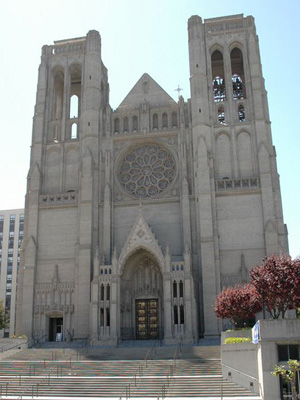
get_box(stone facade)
[16,14,288,344]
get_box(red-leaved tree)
[214,283,262,328]
[250,255,300,319]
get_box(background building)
[0,209,24,337]
[16,14,288,343]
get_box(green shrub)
[225,327,252,332]
[225,337,252,344]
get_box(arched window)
[71,123,78,139]
[132,116,138,131]
[106,308,110,327]
[173,281,177,298]
[123,117,129,132]
[100,284,104,301]
[238,105,245,122]
[100,308,104,326]
[114,118,120,133]
[179,281,184,298]
[69,64,82,118]
[213,76,226,102]
[162,113,168,128]
[230,48,245,99]
[211,50,226,101]
[180,305,184,324]
[153,113,158,129]
[70,95,79,118]
[53,69,64,121]
[218,107,225,124]
[232,74,244,100]
[172,111,178,127]
[106,285,110,301]
[174,305,178,325]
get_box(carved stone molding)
[118,212,165,274]
[40,192,78,207]
[51,42,85,55]
[215,177,260,192]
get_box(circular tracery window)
[118,143,176,198]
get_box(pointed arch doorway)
[120,250,163,341]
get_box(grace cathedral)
[16,14,288,344]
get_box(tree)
[273,360,300,400]
[0,301,9,330]
[250,255,300,319]
[214,283,262,328]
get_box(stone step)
[0,359,222,376]
[0,376,259,398]
[0,344,260,399]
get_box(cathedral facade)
[16,14,288,344]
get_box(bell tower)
[16,30,109,338]
[188,14,288,335]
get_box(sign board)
[252,321,260,344]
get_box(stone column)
[163,274,172,342]
[109,275,119,345]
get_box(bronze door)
[136,299,159,340]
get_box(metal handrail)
[16,337,86,399]
[160,342,181,399]
[221,362,263,397]
[119,341,158,399]
[221,362,259,382]
[0,339,28,353]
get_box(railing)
[13,337,89,399]
[6,338,183,399]
[15,359,65,399]
[119,341,158,399]
[221,362,262,396]
[0,339,28,353]
[28,334,48,349]
[159,339,182,399]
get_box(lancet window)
[218,107,225,124]
[52,69,64,121]
[162,113,168,128]
[153,113,158,129]
[123,117,129,132]
[99,283,111,332]
[238,105,245,122]
[171,278,185,333]
[114,118,120,133]
[211,50,226,102]
[230,48,245,99]
[132,116,138,131]
[68,64,82,140]
[172,111,178,127]
[71,123,78,139]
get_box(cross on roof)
[174,85,183,99]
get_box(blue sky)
[0,0,299,257]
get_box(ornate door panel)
[136,299,159,340]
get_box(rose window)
[118,144,176,198]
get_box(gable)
[118,73,176,109]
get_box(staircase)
[0,342,261,399]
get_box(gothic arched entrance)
[120,251,163,340]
